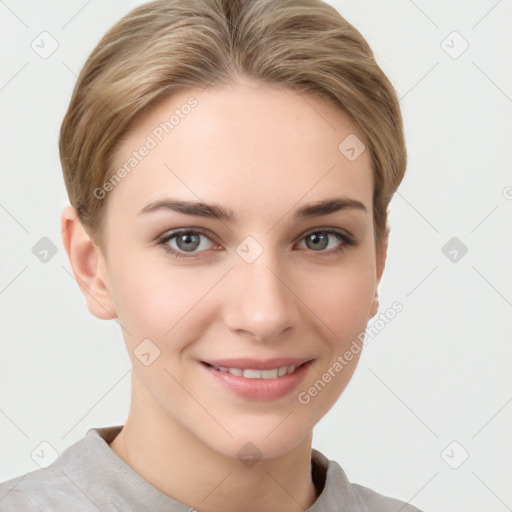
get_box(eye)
[157,229,215,258]
[156,227,357,260]
[297,228,356,254]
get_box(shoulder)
[0,478,38,511]
[311,448,426,512]
[350,482,424,512]
[0,461,88,511]
[0,426,123,511]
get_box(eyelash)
[156,227,357,260]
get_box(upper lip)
[202,357,313,370]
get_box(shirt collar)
[84,425,354,511]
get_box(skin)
[61,82,387,512]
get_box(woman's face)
[96,83,385,459]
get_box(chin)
[203,420,313,463]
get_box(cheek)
[296,260,375,410]
[108,255,216,349]
[301,258,376,340]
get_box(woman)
[0,0,422,510]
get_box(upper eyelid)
[300,226,351,238]
[158,227,216,241]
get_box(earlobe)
[370,295,379,319]
[376,229,389,285]
[60,205,117,320]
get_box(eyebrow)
[138,196,367,222]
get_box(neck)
[109,380,318,512]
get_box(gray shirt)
[0,425,423,511]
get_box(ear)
[370,228,389,318]
[60,205,117,320]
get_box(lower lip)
[200,360,313,401]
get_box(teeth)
[211,364,298,378]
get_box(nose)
[222,250,301,342]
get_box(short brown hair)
[59,0,406,248]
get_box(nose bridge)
[224,243,298,341]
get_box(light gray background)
[1,1,511,511]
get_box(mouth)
[199,358,315,401]
[201,360,312,379]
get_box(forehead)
[107,84,373,221]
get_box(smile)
[205,363,302,379]
[200,359,314,401]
